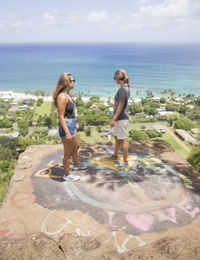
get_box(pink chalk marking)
[178,198,200,218]
[106,211,119,229]
[126,214,154,232]
[194,194,200,202]
[152,208,177,224]
[0,230,9,236]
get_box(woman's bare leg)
[72,132,79,165]
[62,138,73,174]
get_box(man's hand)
[110,118,116,127]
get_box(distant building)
[175,129,197,145]
[191,128,200,135]
[48,129,59,138]
[135,113,147,117]
[187,105,195,109]
[157,111,174,116]
[0,132,19,138]
[133,98,142,104]
[90,104,99,111]
[152,97,160,102]
[153,125,165,133]
[156,107,166,113]
[18,105,29,110]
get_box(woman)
[110,69,130,170]
[52,72,86,181]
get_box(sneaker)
[71,163,88,170]
[105,155,118,162]
[63,172,80,181]
[117,161,129,170]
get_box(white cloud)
[42,12,55,21]
[87,10,109,23]
[10,21,23,28]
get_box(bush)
[174,117,195,131]
[146,129,161,138]
[166,104,177,111]
[188,150,200,173]
[0,118,13,128]
[129,129,148,141]
[85,126,91,136]
[160,97,166,103]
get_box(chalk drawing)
[41,210,146,253]
[63,182,77,200]
[178,198,200,218]
[10,191,35,209]
[0,230,14,237]
[41,210,78,236]
[126,214,154,232]
[106,211,119,229]
[152,208,177,224]
[103,231,146,253]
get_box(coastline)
[0,91,114,103]
[0,91,52,102]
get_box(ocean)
[0,42,200,98]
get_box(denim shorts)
[59,118,76,138]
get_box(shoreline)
[0,90,191,103]
[0,91,114,102]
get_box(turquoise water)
[0,43,200,97]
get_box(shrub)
[129,129,148,141]
[146,129,160,138]
[174,117,195,131]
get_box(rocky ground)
[0,140,200,259]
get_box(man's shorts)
[113,120,129,140]
[59,118,76,138]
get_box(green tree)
[18,118,28,137]
[174,117,195,131]
[167,112,180,127]
[160,97,166,103]
[0,118,13,128]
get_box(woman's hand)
[76,123,79,129]
[110,118,116,127]
[66,132,72,141]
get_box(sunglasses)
[114,77,124,80]
[70,79,75,82]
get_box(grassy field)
[78,129,114,143]
[33,101,52,120]
[155,130,191,159]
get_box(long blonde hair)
[52,72,72,107]
[114,69,130,87]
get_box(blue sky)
[0,0,200,43]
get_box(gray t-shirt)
[114,86,130,121]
